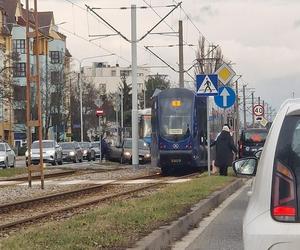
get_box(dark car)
[59,141,83,163]
[109,138,151,164]
[238,128,268,158]
[79,142,96,161]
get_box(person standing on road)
[214,125,238,176]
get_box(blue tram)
[151,88,210,174]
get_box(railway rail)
[0,172,199,232]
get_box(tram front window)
[159,98,192,141]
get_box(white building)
[82,62,150,95]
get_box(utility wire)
[92,5,176,10]
[59,26,130,63]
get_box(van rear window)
[244,130,267,143]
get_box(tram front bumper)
[160,150,193,166]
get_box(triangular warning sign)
[197,75,218,94]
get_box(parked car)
[91,139,109,160]
[233,99,300,250]
[109,138,151,164]
[238,128,268,158]
[26,140,63,166]
[59,141,83,163]
[0,143,16,168]
[79,142,96,161]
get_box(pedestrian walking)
[214,125,238,176]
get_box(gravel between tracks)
[0,165,160,205]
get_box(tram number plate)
[171,159,181,163]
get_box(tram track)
[0,172,199,232]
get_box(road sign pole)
[207,97,211,176]
[99,116,102,163]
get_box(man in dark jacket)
[214,125,238,176]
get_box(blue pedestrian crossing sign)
[196,74,218,96]
[214,86,236,108]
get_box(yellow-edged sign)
[215,63,236,85]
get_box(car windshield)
[0,144,5,151]
[123,139,149,150]
[244,130,268,143]
[60,143,74,149]
[79,142,90,149]
[159,96,193,141]
[32,141,54,149]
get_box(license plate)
[171,159,181,163]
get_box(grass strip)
[0,168,27,178]
[0,174,234,250]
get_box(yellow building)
[0,3,14,145]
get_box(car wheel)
[11,158,16,168]
[51,155,57,166]
[3,159,8,169]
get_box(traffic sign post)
[214,86,236,109]
[96,108,104,163]
[215,63,236,85]
[196,74,219,177]
[96,109,104,117]
[253,104,264,117]
[196,74,218,96]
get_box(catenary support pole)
[243,85,246,129]
[79,63,83,142]
[131,5,139,168]
[252,92,255,127]
[179,20,184,88]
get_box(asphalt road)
[173,184,250,250]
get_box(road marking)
[172,180,251,250]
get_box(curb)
[129,178,245,250]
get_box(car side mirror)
[233,157,258,176]
[7,148,11,152]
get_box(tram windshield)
[159,97,193,141]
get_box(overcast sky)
[37,0,300,110]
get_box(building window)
[120,70,130,77]
[111,70,116,77]
[51,71,61,83]
[14,109,26,124]
[13,86,26,101]
[138,73,144,77]
[13,63,26,77]
[50,51,62,64]
[13,39,25,54]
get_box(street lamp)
[72,54,114,142]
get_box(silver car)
[26,140,63,166]
[0,143,16,168]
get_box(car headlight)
[124,151,131,157]
[145,153,151,158]
[25,151,28,157]
[0,156,5,161]
[83,150,87,155]
[48,150,55,156]
[69,151,75,156]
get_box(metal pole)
[258,96,261,105]
[79,62,83,142]
[25,0,32,188]
[207,97,211,176]
[179,20,184,88]
[131,5,139,168]
[235,80,239,145]
[243,85,247,129]
[116,108,119,145]
[121,91,124,142]
[252,92,255,127]
[99,116,102,163]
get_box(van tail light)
[271,161,297,222]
